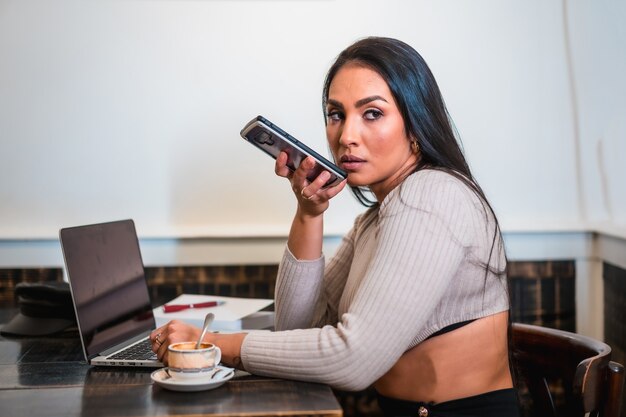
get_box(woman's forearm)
[287,208,324,260]
[212,332,247,370]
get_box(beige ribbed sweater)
[240,169,509,391]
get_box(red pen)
[162,300,225,313]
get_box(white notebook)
[153,294,274,331]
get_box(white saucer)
[151,365,234,392]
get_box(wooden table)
[0,309,343,417]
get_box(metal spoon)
[196,312,215,350]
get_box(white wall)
[566,0,626,235]
[0,0,588,240]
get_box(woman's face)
[326,64,417,202]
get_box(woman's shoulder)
[406,168,469,187]
[386,169,496,245]
[394,168,480,208]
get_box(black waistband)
[426,319,477,340]
[376,388,520,417]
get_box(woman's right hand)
[275,151,346,217]
[276,151,346,260]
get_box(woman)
[152,37,519,416]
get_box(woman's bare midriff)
[374,311,513,403]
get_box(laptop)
[60,219,163,367]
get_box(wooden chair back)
[511,323,624,417]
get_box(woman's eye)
[327,110,343,122]
[364,109,383,120]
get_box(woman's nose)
[338,119,359,147]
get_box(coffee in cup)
[167,342,222,381]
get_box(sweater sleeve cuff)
[284,245,324,264]
[240,331,269,375]
[278,246,325,285]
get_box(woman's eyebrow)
[355,95,388,108]
[326,99,344,109]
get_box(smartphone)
[240,115,347,188]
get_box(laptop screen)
[60,220,155,359]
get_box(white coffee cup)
[167,341,222,381]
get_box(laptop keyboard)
[108,338,157,361]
